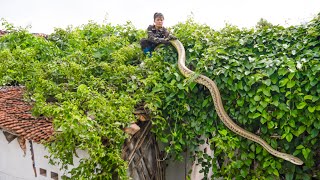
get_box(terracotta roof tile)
[0,86,54,143]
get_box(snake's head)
[284,154,304,165]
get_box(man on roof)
[140,12,177,56]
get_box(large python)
[170,40,303,165]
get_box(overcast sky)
[1,0,320,34]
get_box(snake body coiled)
[170,40,303,165]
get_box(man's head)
[154,12,164,29]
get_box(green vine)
[0,14,320,179]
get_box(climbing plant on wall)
[0,13,319,179]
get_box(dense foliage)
[0,13,319,179]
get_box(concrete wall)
[0,130,88,180]
[1,130,213,180]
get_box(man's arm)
[147,25,160,43]
[163,27,177,40]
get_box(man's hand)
[167,35,177,40]
[159,38,170,45]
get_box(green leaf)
[285,173,294,180]
[174,73,181,81]
[252,112,261,119]
[296,145,304,150]
[237,81,243,89]
[271,100,279,107]
[288,119,295,127]
[288,73,295,80]
[293,149,301,156]
[308,106,316,112]
[262,87,271,96]
[296,102,307,109]
[249,105,256,112]
[216,48,227,54]
[263,161,270,168]
[237,98,244,107]
[304,95,313,100]
[160,137,168,143]
[219,129,228,136]
[295,126,306,136]
[189,82,197,90]
[278,68,288,76]
[286,80,296,88]
[202,99,209,107]
[177,83,184,89]
[256,145,262,154]
[286,133,293,142]
[310,129,319,138]
[267,121,275,129]
[250,144,255,152]
[279,78,289,87]
[263,79,271,86]
[260,101,268,108]
[271,85,280,92]
[302,148,311,159]
[254,95,261,101]
[273,169,279,177]
[314,121,320,129]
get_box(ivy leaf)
[302,148,311,159]
[288,73,295,80]
[202,99,209,107]
[189,82,197,90]
[263,161,270,168]
[237,81,243,89]
[254,95,261,101]
[278,68,288,76]
[262,79,271,86]
[237,98,244,107]
[160,137,168,143]
[273,169,279,177]
[219,129,228,136]
[271,85,279,92]
[279,78,289,87]
[288,119,295,127]
[311,129,319,138]
[174,73,181,81]
[260,101,268,108]
[295,126,306,136]
[252,112,261,119]
[314,121,320,129]
[296,145,305,150]
[304,95,313,100]
[249,105,256,112]
[262,87,271,96]
[286,133,293,142]
[267,121,274,129]
[256,145,262,154]
[177,83,184,89]
[296,102,307,109]
[285,173,294,180]
[93,51,103,59]
[308,106,316,112]
[287,81,296,88]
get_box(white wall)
[0,130,88,180]
[0,131,35,180]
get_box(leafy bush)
[0,14,319,179]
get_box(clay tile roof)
[0,86,54,143]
